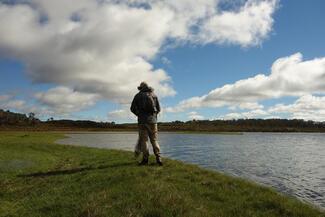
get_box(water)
[57,132,325,208]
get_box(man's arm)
[155,96,161,114]
[130,96,138,116]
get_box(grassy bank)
[0,132,323,217]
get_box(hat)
[137,81,149,90]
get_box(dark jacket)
[130,87,161,124]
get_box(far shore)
[3,128,325,134]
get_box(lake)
[57,132,325,209]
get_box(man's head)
[137,81,149,91]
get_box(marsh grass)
[0,132,324,217]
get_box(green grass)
[0,132,324,217]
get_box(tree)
[28,112,36,120]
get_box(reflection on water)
[57,132,325,208]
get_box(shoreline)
[1,132,324,216]
[2,129,325,134]
[57,132,325,210]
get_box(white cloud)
[242,109,269,118]
[108,107,136,123]
[218,94,325,121]
[229,102,264,110]
[218,109,269,120]
[269,95,325,121]
[0,1,176,104]
[187,111,204,120]
[0,0,278,110]
[0,89,100,119]
[1,90,101,119]
[0,95,46,116]
[218,112,244,120]
[168,53,325,112]
[198,0,278,46]
[35,86,100,114]
[0,97,26,111]
[161,56,171,65]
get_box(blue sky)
[1,0,325,122]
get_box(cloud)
[241,109,269,118]
[218,109,269,120]
[218,94,325,121]
[168,53,325,112]
[198,0,278,46]
[0,94,28,112]
[229,102,264,110]
[35,86,100,114]
[0,0,176,104]
[218,112,244,120]
[108,107,136,123]
[161,56,171,65]
[0,97,26,111]
[1,87,100,117]
[0,0,278,109]
[187,111,204,120]
[269,95,325,121]
[0,95,42,116]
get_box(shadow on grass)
[18,162,135,178]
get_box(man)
[130,82,162,166]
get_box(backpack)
[143,92,157,114]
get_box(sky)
[1,0,325,123]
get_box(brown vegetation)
[1,109,325,132]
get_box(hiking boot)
[156,159,163,166]
[138,159,148,166]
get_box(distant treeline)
[0,109,117,131]
[1,109,325,132]
[158,119,325,132]
[0,109,40,126]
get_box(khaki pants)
[138,123,161,161]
